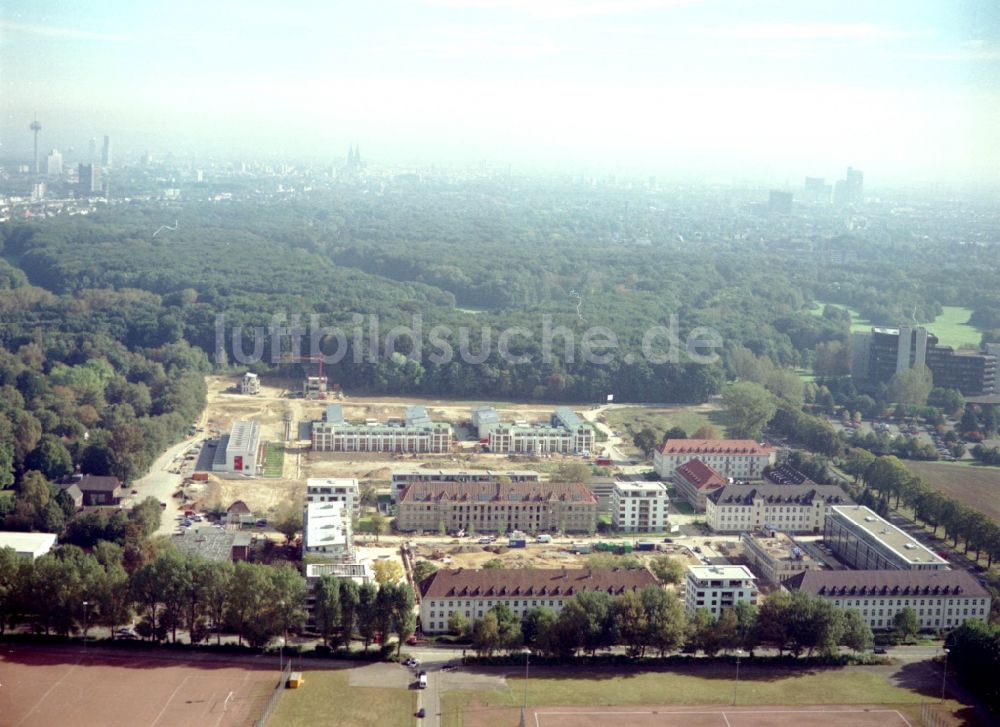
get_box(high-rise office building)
[803,176,832,204]
[78,163,102,195]
[101,135,112,167]
[88,137,97,162]
[834,166,863,206]
[45,149,63,177]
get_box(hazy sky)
[2,0,999,183]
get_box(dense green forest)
[1,181,998,499]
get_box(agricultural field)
[903,460,1000,523]
[441,665,964,727]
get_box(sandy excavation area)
[410,542,701,571]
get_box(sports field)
[497,706,916,727]
[0,646,277,727]
[262,442,285,478]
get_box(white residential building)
[0,531,57,560]
[785,570,990,632]
[824,505,950,571]
[654,439,775,479]
[311,404,452,453]
[418,567,659,634]
[239,372,261,394]
[485,407,594,455]
[684,565,758,618]
[471,406,501,438]
[611,481,669,533]
[212,420,260,475]
[303,501,352,560]
[306,478,360,515]
[705,483,851,534]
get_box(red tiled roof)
[674,459,727,490]
[419,567,659,599]
[657,439,774,456]
[400,481,596,505]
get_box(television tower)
[29,115,42,175]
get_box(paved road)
[133,434,203,537]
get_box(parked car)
[416,708,426,718]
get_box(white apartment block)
[684,565,758,618]
[418,567,659,633]
[239,372,261,394]
[611,481,669,533]
[486,407,593,455]
[303,501,352,561]
[311,404,453,453]
[306,478,360,515]
[706,484,851,534]
[785,570,991,631]
[654,439,775,479]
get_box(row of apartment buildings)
[311,405,453,453]
[393,471,671,534]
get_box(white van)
[418,674,428,689]
[536,534,552,543]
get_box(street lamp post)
[733,649,744,705]
[82,601,89,650]
[519,648,531,727]
[278,600,285,674]
[940,648,949,703]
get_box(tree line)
[463,586,873,660]
[842,452,1000,567]
[0,544,418,654]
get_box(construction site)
[186,374,617,518]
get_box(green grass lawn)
[441,666,947,727]
[605,406,726,442]
[927,306,981,349]
[813,302,982,349]
[262,442,285,478]
[270,670,416,727]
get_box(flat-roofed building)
[684,565,758,618]
[672,459,727,511]
[418,567,659,633]
[239,372,261,395]
[740,530,822,585]
[396,481,597,534]
[586,477,618,512]
[706,483,851,534]
[654,439,775,479]
[305,562,373,629]
[173,527,252,562]
[311,408,452,453]
[213,420,260,475]
[485,407,594,455]
[612,481,669,532]
[471,406,501,438]
[824,505,950,571]
[306,478,360,515]
[390,469,540,502]
[304,501,352,561]
[784,569,990,631]
[0,531,57,560]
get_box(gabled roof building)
[418,567,659,633]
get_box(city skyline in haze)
[2,0,999,185]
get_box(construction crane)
[279,354,329,400]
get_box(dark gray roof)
[783,569,989,598]
[708,483,851,506]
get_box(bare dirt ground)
[410,542,699,571]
